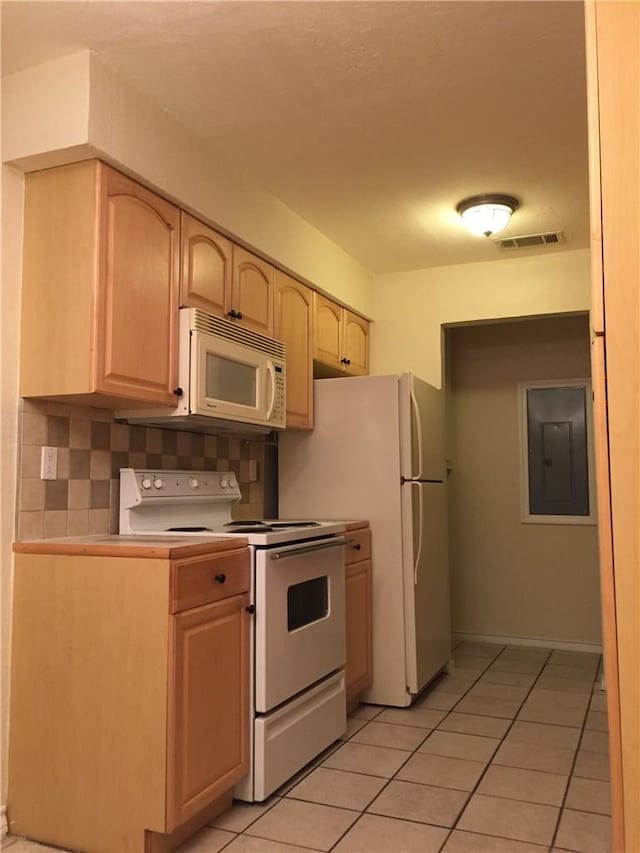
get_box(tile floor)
[3,642,611,853]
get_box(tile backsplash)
[17,400,267,540]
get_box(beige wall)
[3,52,374,317]
[447,316,601,646]
[2,52,90,164]
[370,249,591,386]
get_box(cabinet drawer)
[345,529,371,565]
[170,549,250,613]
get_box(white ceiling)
[1,1,590,274]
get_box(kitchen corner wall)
[17,399,267,540]
[370,248,591,386]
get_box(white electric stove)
[119,468,348,801]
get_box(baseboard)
[1,804,8,840]
[453,631,603,655]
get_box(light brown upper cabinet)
[20,160,180,408]
[180,215,274,337]
[180,212,232,318]
[343,310,369,376]
[314,293,343,371]
[231,246,275,337]
[313,293,369,376]
[274,271,314,430]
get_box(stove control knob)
[220,478,229,489]
[141,478,152,490]
[188,478,200,490]
[153,478,164,490]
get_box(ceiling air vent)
[496,231,564,250]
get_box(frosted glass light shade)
[456,194,519,238]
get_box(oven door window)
[287,576,328,631]
[205,353,256,407]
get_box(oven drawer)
[345,528,371,565]
[170,548,250,613]
[253,670,346,801]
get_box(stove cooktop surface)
[158,519,344,544]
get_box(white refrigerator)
[278,372,451,707]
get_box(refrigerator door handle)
[410,481,424,584]
[410,385,424,480]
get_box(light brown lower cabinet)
[344,527,373,708]
[8,542,250,853]
[169,593,249,828]
[275,271,314,429]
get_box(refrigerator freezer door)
[399,373,446,482]
[401,480,451,694]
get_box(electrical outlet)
[40,446,58,480]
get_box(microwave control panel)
[272,364,286,426]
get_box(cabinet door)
[168,593,250,829]
[314,293,343,371]
[591,3,639,848]
[96,165,180,405]
[342,311,369,376]
[231,246,274,336]
[275,271,313,430]
[180,212,232,317]
[345,560,372,704]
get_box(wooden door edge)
[591,335,625,852]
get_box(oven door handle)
[269,536,350,560]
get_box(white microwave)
[117,309,286,433]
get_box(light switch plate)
[40,446,57,480]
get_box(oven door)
[254,536,347,713]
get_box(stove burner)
[166,526,213,532]
[225,524,274,533]
[224,520,321,529]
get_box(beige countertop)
[13,534,248,560]
[341,520,369,531]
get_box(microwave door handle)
[266,361,276,421]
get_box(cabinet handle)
[173,387,184,397]
[340,357,348,365]
[245,604,256,614]
[346,359,351,365]
[227,309,239,319]
[237,311,243,320]
[353,543,361,551]
[214,573,226,584]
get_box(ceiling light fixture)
[456,194,520,238]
